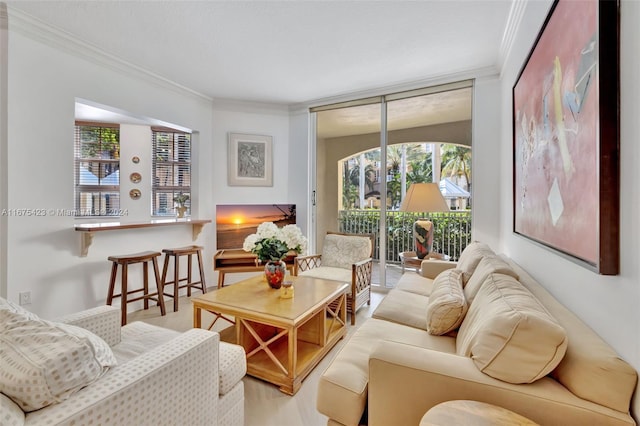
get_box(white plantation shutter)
[152,128,191,216]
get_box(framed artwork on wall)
[215,204,296,249]
[227,132,273,186]
[512,0,619,275]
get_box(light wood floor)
[128,266,402,426]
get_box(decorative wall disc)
[130,172,142,183]
[129,189,141,200]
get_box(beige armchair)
[0,299,246,426]
[294,232,374,325]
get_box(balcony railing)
[338,210,472,263]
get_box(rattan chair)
[294,232,374,325]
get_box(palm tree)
[441,145,471,189]
[406,152,433,185]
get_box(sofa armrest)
[294,254,322,275]
[419,259,456,279]
[55,305,121,346]
[25,329,220,426]
[368,340,633,426]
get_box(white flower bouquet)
[243,222,307,262]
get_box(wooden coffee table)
[192,274,348,395]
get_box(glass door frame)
[309,79,473,289]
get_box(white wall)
[4,14,307,317]
[5,23,215,318]
[499,0,640,414]
[471,76,501,248]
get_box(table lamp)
[399,183,449,259]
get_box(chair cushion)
[426,269,467,335]
[463,255,519,303]
[321,234,371,270]
[455,241,495,284]
[298,267,353,294]
[456,273,567,384]
[0,298,117,412]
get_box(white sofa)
[0,302,246,426]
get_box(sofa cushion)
[456,273,567,384]
[395,270,436,296]
[0,393,24,425]
[372,289,430,330]
[317,318,456,426]
[114,321,245,397]
[426,269,468,335]
[321,233,371,270]
[455,241,495,283]
[463,255,519,303]
[0,301,117,412]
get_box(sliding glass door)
[311,81,473,289]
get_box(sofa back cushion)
[321,233,372,270]
[463,255,519,303]
[456,241,495,284]
[456,273,567,384]
[501,256,638,413]
[0,298,117,412]
[426,269,467,335]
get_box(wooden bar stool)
[106,251,166,326]
[161,245,207,312]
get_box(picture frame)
[227,133,273,187]
[512,0,619,275]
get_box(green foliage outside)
[339,210,471,262]
[79,127,120,159]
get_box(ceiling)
[7,0,515,106]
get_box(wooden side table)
[420,400,539,426]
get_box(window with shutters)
[74,123,121,216]
[152,129,191,216]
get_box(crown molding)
[6,5,212,104]
[498,0,527,77]
[212,97,290,115]
[291,64,500,112]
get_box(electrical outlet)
[19,291,31,306]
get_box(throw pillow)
[425,269,467,335]
[0,300,117,412]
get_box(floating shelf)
[74,218,211,257]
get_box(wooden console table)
[75,218,211,257]
[213,249,296,288]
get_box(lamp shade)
[399,183,449,213]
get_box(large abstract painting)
[216,204,296,249]
[513,0,619,274]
